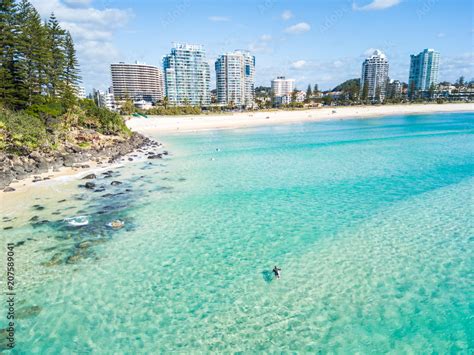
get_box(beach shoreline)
[0,136,164,199]
[1,103,471,198]
[126,103,474,134]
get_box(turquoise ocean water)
[1,112,473,352]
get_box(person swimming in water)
[272,266,281,279]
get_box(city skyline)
[29,0,473,92]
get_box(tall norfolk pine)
[0,0,81,109]
[0,0,19,106]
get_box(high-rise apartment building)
[110,62,164,103]
[163,43,211,106]
[215,50,255,108]
[360,50,389,102]
[408,48,440,98]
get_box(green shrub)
[0,109,48,153]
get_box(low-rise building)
[387,80,403,99]
[294,90,306,103]
[271,76,295,106]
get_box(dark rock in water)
[101,193,114,198]
[147,154,162,159]
[78,240,93,249]
[0,328,11,351]
[82,173,96,180]
[128,158,133,161]
[94,187,106,192]
[77,239,106,249]
[58,199,66,203]
[14,240,25,247]
[178,178,186,182]
[65,247,92,264]
[3,226,13,230]
[32,204,45,211]
[31,220,49,227]
[110,181,122,186]
[43,253,64,267]
[125,188,132,192]
[81,164,90,168]
[163,151,169,155]
[84,182,96,189]
[66,253,82,264]
[3,187,15,192]
[16,305,42,319]
[29,215,39,222]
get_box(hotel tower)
[408,48,440,98]
[163,43,211,106]
[110,62,164,103]
[215,50,255,108]
[360,50,389,102]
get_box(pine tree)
[63,31,80,89]
[306,84,312,99]
[361,81,369,102]
[313,83,318,93]
[15,0,50,105]
[46,13,66,97]
[428,82,436,99]
[0,0,19,107]
[62,30,81,108]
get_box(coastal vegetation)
[0,0,131,156]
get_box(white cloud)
[291,60,307,69]
[29,0,133,90]
[208,16,230,22]
[281,10,293,21]
[352,0,401,11]
[362,48,379,57]
[249,41,272,54]
[333,60,344,68]
[62,0,92,7]
[437,32,445,38]
[284,22,311,34]
[260,34,272,41]
[439,53,474,82]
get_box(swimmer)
[272,266,281,279]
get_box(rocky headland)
[0,130,158,191]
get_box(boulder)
[84,182,96,189]
[82,173,96,180]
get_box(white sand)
[1,103,472,199]
[126,103,474,134]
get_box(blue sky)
[30,0,473,93]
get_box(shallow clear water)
[1,113,473,352]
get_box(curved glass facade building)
[163,43,211,106]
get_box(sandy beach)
[126,103,474,134]
[1,103,471,198]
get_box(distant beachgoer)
[272,266,281,279]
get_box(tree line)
[0,0,80,109]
